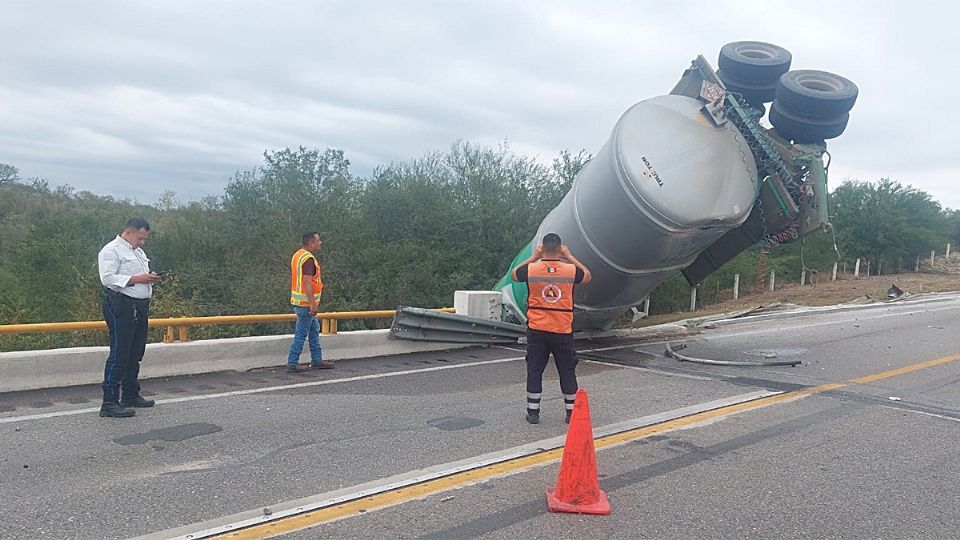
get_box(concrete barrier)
[0,330,470,393]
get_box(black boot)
[526,409,540,424]
[564,410,572,424]
[120,396,155,408]
[100,402,135,418]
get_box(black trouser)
[101,290,150,404]
[525,329,578,412]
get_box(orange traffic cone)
[546,388,610,515]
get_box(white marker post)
[915,255,920,272]
[689,286,697,312]
[832,262,838,281]
[800,268,806,286]
[769,270,776,292]
[733,274,740,300]
[854,258,861,278]
[947,243,952,259]
[931,250,936,267]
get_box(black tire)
[769,100,849,142]
[776,70,858,118]
[718,41,792,84]
[717,69,776,106]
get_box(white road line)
[584,359,716,381]
[880,405,960,423]
[0,342,688,425]
[703,304,960,341]
[0,356,524,425]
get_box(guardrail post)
[178,326,189,342]
[321,319,330,335]
[164,326,175,344]
[330,319,338,334]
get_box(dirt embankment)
[630,271,960,329]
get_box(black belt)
[104,288,150,305]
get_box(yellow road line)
[212,351,960,539]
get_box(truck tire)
[718,41,792,83]
[776,70,858,118]
[769,100,848,143]
[717,69,776,106]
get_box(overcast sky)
[1,1,958,209]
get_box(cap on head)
[542,232,561,249]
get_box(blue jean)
[287,306,323,365]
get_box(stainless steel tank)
[497,94,759,330]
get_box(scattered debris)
[263,508,272,516]
[665,343,801,367]
[440,495,456,502]
[887,284,904,299]
[888,397,902,401]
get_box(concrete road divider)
[0,330,470,393]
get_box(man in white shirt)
[97,218,162,418]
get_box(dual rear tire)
[717,41,791,108]
[717,42,858,142]
[770,70,858,143]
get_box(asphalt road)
[2,295,960,539]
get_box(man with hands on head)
[511,233,592,425]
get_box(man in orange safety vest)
[510,232,592,424]
[287,232,335,372]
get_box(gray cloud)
[1,0,958,208]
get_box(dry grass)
[628,272,960,329]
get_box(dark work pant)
[525,328,579,396]
[101,291,150,404]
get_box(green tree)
[0,163,19,184]
[829,178,946,270]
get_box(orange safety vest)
[526,259,577,334]
[290,248,323,306]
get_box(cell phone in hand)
[155,271,170,279]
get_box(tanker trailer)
[495,41,858,331]
[392,41,857,340]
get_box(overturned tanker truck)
[392,40,858,341]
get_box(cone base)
[546,488,611,515]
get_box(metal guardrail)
[0,308,456,343]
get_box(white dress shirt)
[98,236,153,299]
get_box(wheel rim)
[734,43,780,60]
[794,73,845,94]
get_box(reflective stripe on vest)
[290,248,323,306]
[526,260,576,333]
